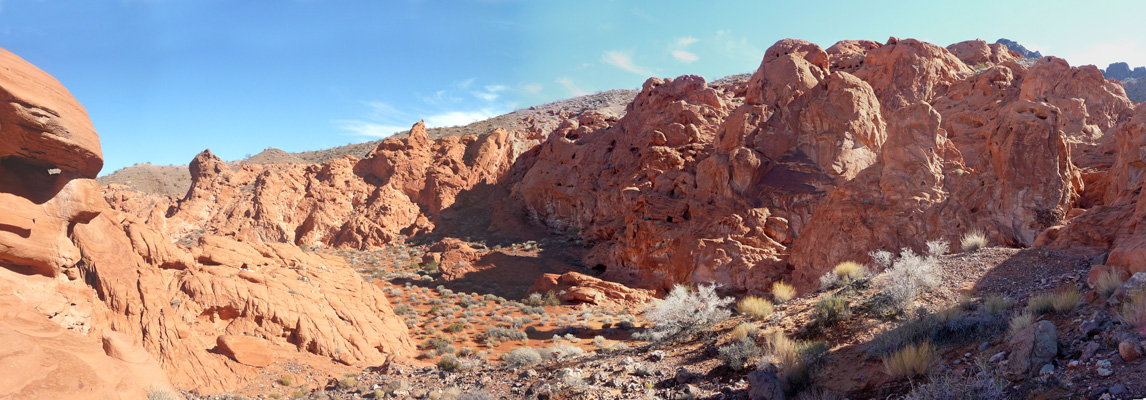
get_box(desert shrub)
[867,309,1003,358]
[731,322,760,340]
[737,296,775,319]
[900,372,1006,400]
[928,313,1005,347]
[883,341,936,378]
[637,283,732,342]
[502,347,542,368]
[592,335,608,348]
[423,262,440,273]
[815,294,851,325]
[759,331,829,395]
[457,346,475,357]
[445,322,464,333]
[146,387,177,400]
[523,292,544,306]
[438,354,461,371]
[543,290,561,306]
[278,375,294,386]
[1097,269,1126,300]
[718,336,762,371]
[867,247,941,316]
[392,304,413,315]
[1024,293,1057,315]
[981,295,1013,315]
[538,344,584,361]
[1120,292,1146,330]
[337,377,357,390]
[869,250,894,269]
[960,231,988,253]
[772,281,797,303]
[925,240,949,258]
[1008,312,1034,338]
[867,315,938,358]
[485,326,527,342]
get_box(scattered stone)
[525,381,553,400]
[747,371,784,400]
[215,335,274,367]
[1005,320,1058,381]
[675,368,699,385]
[650,350,666,361]
[990,351,1007,363]
[1082,342,1101,361]
[1119,340,1141,362]
[1039,364,1054,375]
[1109,383,1128,397]
[1097,360,1114,377]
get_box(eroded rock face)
[72,213,414,391]
[99,37,1142,300]
[0,295,176,400]
[0,47,415,396]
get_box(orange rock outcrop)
[0,47,414,397]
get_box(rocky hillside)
[97,89,639,197]
[8,35,1146,400]
[996,38,1043,58]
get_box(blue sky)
[1,0,1143,175]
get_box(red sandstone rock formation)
[0,47,415,396]
[97,37,1141,300]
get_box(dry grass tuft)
[1052,287,1080,313]
[834,261,867,282]
[737,296,775,320]
[772,281,797,303]
[960,231,988,253]
[981,294,1014,315]
[1097,269,1126,300]
[731,322,760,341]
[1024,293,1057,315]
[1008,312,1034,338]
[883,341,936,378]
[1120,293,1146,330]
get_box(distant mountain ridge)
[996,38,1042,58]
[997,38,1144,103]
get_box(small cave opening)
[591,264,607,276]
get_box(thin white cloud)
[471,84,507,101]
[339,79,515,137]
[673,50,699,63]
[601,50,653,76]
[523,84,543,94]
[714,29,764,61]
[671,36,700,63]
[425,110,504,128]
[675,37,699,47]
[336,121,410,138]
[556,77,587,96]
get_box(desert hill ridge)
[97,88,643,196]
[7,35,1146,400]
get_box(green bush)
[815,294,851,324]
[718,336,761,371]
